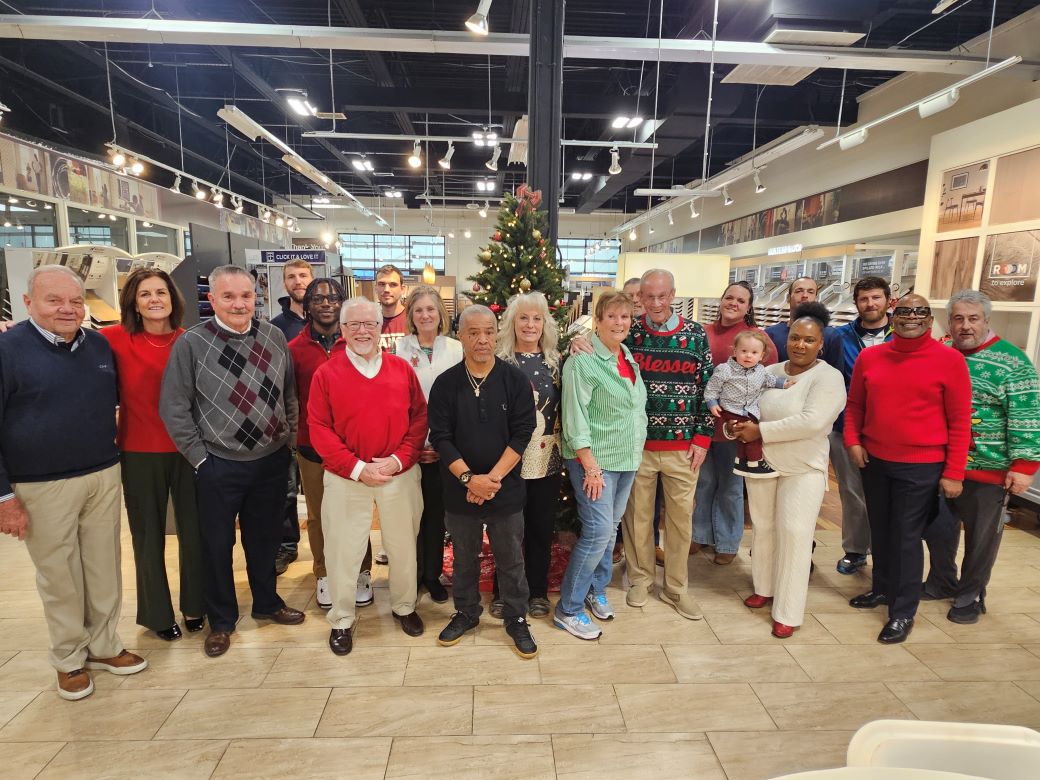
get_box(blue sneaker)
[836,553,867,575]
[584,593,615,621]
[553,610,602,640]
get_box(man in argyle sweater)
[924,290,1040,624]
[161,265,304,658]
[621,269,714,619]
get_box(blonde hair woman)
[487,291,562,618]
[395,285,463,603]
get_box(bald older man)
[0,265,147,700]
[844,292,972,644]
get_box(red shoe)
[744,594,773,609]
[771,621,795,639]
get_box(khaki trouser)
[322,465,422,629]
[296,454,329,578]
[16,464,124,672]
[622,450,698,597]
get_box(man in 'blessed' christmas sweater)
[924,291,1040,622]
[620,270,714,619]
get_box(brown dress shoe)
[204,630,232,657]
[329,628,353,656]
[57,669,94,701]
[393,610,425,637]
[86,650,148,675]
[251,606,305,625]
[714,552,736,565]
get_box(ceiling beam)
[0,16,1034,77]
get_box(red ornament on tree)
[493,230,502,241]
[472,282,481,293]
[490,303,502,313]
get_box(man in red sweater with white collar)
[308,297,428,656]
[844,292,972,644]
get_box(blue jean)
[558,460,636,616]
[692,440,745,555]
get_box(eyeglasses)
[893,306,931,318]
[311,294,342,305]
[343,321,379,331]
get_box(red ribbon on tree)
[515,184,543,216]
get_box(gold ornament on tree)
[479,248,492,261]
[519,278,532,292]
[532,228,542,240]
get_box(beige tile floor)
[3,499,1040,780]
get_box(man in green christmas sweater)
[924,290,1040,624]
[574,268,714,619]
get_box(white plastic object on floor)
[845,719,1040,780]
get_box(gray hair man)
[427,305,539,658]
[923,289,1040,623]
[0,265,147,700]
[160,264,303,659]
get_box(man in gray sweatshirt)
[160,265,303,658]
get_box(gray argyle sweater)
[160,318,298,467]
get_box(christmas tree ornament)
[490,303,502,313]
[519,278,532,292]
[493,230,502,241]
[472,282,481,293]
[479,249,492,261]
[532,229,542,240]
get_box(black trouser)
[445,509,529,621]
[279,459,300,552]
[492,472,562,600]
[121,451,205,632]
[195,447,290,632]
[860,457,944,620]
[924,481,1007,608]
[416,462,446,587]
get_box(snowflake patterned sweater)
[626,314,714,450]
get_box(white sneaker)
[316,576,331,610]
[584,593,615,621]
[553,610,603,641]
[355,570,374,607]
[374,548,389,565]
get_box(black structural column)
[527,0,565,241]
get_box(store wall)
[298,206,622,282]
[624,6,1040,258]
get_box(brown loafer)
[86,650,148,675]
[329,627,353,656]
[393,610,425,637]
[57,669,94,701]
[690,542,707,556]
[204,630,231,658]
[714,553,736,565]
[251,606,305,625]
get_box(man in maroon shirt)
[844,292,972,644]
[376,263,408,354]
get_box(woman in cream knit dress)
[731,302,846,638]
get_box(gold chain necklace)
[466,364,492,397]
[139,331,174,349]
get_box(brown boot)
[57,669,94,701]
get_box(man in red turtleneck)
[843,292,972,645]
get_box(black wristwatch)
[458,470,473,486]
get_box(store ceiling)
[0,0,1032,220]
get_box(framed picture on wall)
[950,173,969,189]
[978,230,1040,303]
[938,161,989,233]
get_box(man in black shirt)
[427,305,538,658]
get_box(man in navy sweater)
[0,265,147,701]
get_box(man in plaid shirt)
[160,265,305,658]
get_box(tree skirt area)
[441,533,575,592]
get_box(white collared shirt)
[212,314,252,335]
[29,318,85,352]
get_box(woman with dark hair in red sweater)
[102,268,204,642]
[844,292,972,644]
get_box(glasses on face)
[343,321,380,332]
[893,306,931,318]
[311,294,342,305]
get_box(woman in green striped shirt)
[554,290,648,640]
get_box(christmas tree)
[466,185,569,336]
[466,185,579,535]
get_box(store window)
[338,233,445,279]
[558,238,619,278]
[136,221,179,255]
[68,208,129,251]
[1,194,59,319]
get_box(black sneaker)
[836,553,867,575]
[733,457,776,479]
[505,616,538,659]
[437,612,480,646]
[274,547,298,576]
[947,601,984,624]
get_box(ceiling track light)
[130,159,144,175]
[110,150,126,167]
[407,139,423,168]
[689,199,699,218]
[212,189,224,204]
[608,146,622,176]
[463,228,472,238]
[465,0,492,35]
[479,201,489,218]
[838,128,868,151]
[192,180,206,200]
[753,170,766,194]
[439,141,455,170]
[667,210,674,226]
[722,186,733,206]
[918,88,959,118]
[169,174,182,193]
[628,229,638,241]
[485,144,501,171]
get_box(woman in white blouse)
[731,302,846,639]
[395,285,464,603]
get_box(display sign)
[858,256,893,277]
[768,244,803,256]
[259,249,326,263]
[979,230,1040,303]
